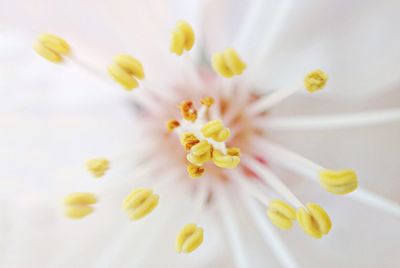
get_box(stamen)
[63,192,97,219]
[187,147,212,166]
[179,100,198,122]
[166,119,180,132]
[304,69,328,92]
[170,20,195,56]
[319,169,358,195]
[180,132,200,151]
[86,158,110,178]
[296,203,332,239]
[212,149,240,169]
[227,147,241,157]
[108,54,145,90]
[187,164,205,179]
[267,200,296,230]
[200,96,215,108]
[122,188,159,220]
[201,120,231,142]
[33,34,70,63]
[212,48,246,78]
[175,223,204,254]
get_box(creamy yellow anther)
[33,34,70,63]
[190,140,212,156]
[319,169,358,195]
[86,158,110,178]
[187,164,205,179]
[64,192,97,219]
[170,21,195,56]
[200,96,215,108]
[212,48,246,78]
[297,203,332,239]
[304,69,328,92]
[176,223,204,254]
[108,54,145,90]
[187,148,212,166]
[227,147,241,157]
[166,119,180,132]
[267,200,296,230]
[179,100,197,122]
[122,188,159,220]
[200,120,231,142]
[212,149,240,169]
[180,132,200,151]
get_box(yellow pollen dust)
[108,54,145,90]
[180,132,200,151]
[187,164,205,179]
[33,34,70,63]
[86,158,110,178]
[304,69,328,92]
[179,100,198,122]
[200,96,215,108]
[297,203,332,239]
[319,169,358,195]
[122,188,159,220]
[166,119,180,132]
[267,200,297,230]
[201,120,231,142]
[63,192,97,219]
[212,48,246,78]
[170,20,195,56]
[176,223,204,254]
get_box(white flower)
[1,1,400,267]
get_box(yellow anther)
[304,69,328,92]
[86,158,110,178]
[187,149,212,166]
[187,164,205,179]
[319,169,358,195]
[212,149,240,169]
[170,20,195,56]
[33,34,70,63]
[166,119,180,132]
[201,120,231,142]
[180,132,200,151]
[297,203,332,239]
[190,140,212,156]
[179,100,198,122]
[176,223,204,254]
[227,147,241,157]
[63,192,97,219]
[212,48,246,78]
[267,200,296,230]
[108,54,145,91]
[122,188,159,220]
[200,96,215,108]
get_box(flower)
[1,1,400,267]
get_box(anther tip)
[304,69,328,92]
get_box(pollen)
[166,119,180,132]
[170,20,195,56]
[304,69,328,92]
[201,120,231,142]
[176,223,204,254]
[187,164,205,179]
[319,169,358,195]
[200,96,215,108]
[179,100,198,122]
[108,54,145,90]
[180,132,200,151]
[63,192,97,219]
[122,188,159,220]
[227,147,241,157]
[86,158,110,178]
[33,34,70,63]
[212,48,246,78]
[267,200,296,230]
[212,149,240,169]
[297,203,332,239]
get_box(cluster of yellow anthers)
[267,200,332,239]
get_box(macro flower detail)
[63,192,97,219]
[20,10,400,266]
[33,33,70,62]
